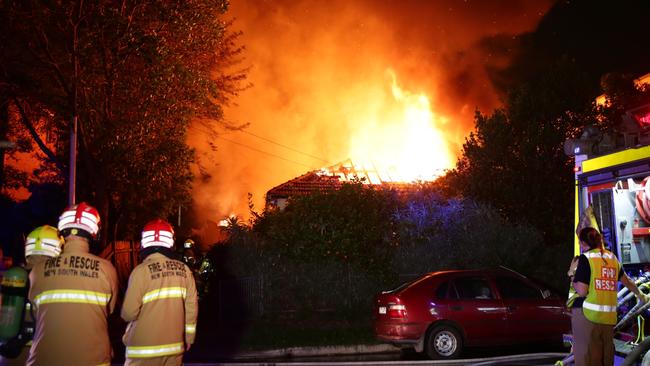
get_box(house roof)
[266,171,343,199]
[266,163,425,203]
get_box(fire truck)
[565,78,650,364]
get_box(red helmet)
[58,202,100,237]
[141,219,175,249]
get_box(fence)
[213,272,424,321]
[100,242,426,321]
[100,241,139,286]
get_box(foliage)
[458,0,650,251]
[598,73,650,131]
[0,1,246,242]
[391,188,568,290]
[443,59,600,248]
[258,183,399,279]
[209,183,400,315]
[203,182,568,321]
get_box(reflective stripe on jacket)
[566,287,579,308]
[121,253,198,359]
[582,249,620,325]
[566,256,580,308]
[27,238,119,366]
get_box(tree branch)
[12,96,66,173]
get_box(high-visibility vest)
[567,286,579,308]
[566,257,580,308]
[582,249,620,325]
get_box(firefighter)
[121,219,198,366]
[0,225,63,366]
[181,239,197,269]
[27,202,119,366]
[572,227,650,366]
[554,256,582,366]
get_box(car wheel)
[425,325,463,359]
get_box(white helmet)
[141,219,175,249]
[58,202,100,238]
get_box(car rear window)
[384,273,430,294]
[451,277,493,299]
[495,276,542,299]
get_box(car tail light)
[387,304,407,319]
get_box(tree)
[0,1,246,242]
[445,58,599,247]
[445,62,649,254]
[259,183,398,276]
[447,0,650,253]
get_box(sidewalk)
[229,343,399,360]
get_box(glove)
[638,293,650,304]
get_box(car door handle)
[451,305,463,311]
[507,305,517,312]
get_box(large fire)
[322,72,455,184]
[188,0,552,221]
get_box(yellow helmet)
[25,225,63,258]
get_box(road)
[127,352,567,366]
[153,343,569,366]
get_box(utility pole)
[68,116,77,205]
[68,1,83,205]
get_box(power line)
[216,135,316,169]
[239,129,332,165]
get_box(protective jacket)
[27,238,118,366]
[121,253,198,361]
[582,249,620,325]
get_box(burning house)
[266,159,428,210]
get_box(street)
[164,342,569,366]
[110,352,569,366]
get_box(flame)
[344,71,454,184]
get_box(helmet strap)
[60,228,94,241]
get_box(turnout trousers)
[125,354,183,366]
[572,307,614,366]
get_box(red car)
[374,268,570,359]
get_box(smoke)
[190,0,553,225]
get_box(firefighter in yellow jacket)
[121,219,198,366]
[27,202,119,366]
[572,227,649,366]
[0,225,63,366]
